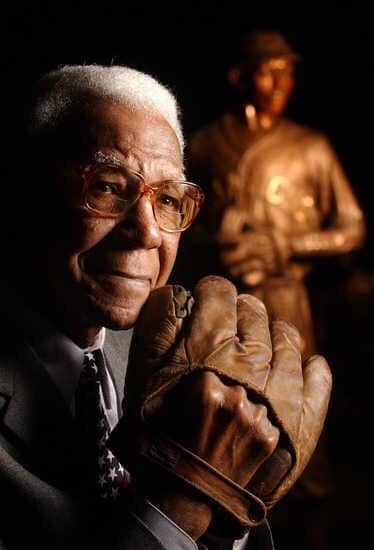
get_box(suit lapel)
[0,324,133,487]
[0,335,83,487]
[1,328,134,447]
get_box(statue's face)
[251,57,295,117]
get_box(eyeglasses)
[80,159,204,233]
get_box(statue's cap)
[239,31,300,65]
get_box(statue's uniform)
[189,113,365,357]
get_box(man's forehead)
[87,101,182,165]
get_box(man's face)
[251,57,295,117]
[43,102,183,332]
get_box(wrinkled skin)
[152,370,280,538]
[30,101,183,346]
[27,102,282,538]
[118,276,331,538]
[165,372,279,487]
[25,101,330,541]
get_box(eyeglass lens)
[85,165,201,231]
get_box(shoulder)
[281,119,337,161]
[280,118,323,142]
[287,119,333,145]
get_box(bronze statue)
[188,31,365,359]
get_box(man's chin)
[85,282,151,330]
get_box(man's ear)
[227,66,241,87]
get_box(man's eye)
[92,181,125,197]
[159,193,181,211]
[96,182,112,194]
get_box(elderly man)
[0,65,331,550]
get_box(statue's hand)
[219,231,277,282]
[218,227,293,285]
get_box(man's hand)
[110,276,331,539]
[165,372,279,487]
[113,277,280,538]
[151,371,279,538]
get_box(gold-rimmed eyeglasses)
[80,154,204,233]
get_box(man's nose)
[115,195,162,249]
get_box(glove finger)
[236,294,272,390]
[123,285,189,415]
[132,285,186,358]
[265,320,303,447]
[186,276,237,362]
[298,355,332,473]
[125,285,188,411]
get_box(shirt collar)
[83,327,106,353]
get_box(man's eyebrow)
[92,149,185,178]
[93,151,124,167]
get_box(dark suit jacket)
[0,323,273,550]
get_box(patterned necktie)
[75,349,131,500]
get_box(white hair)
[29,64,184,152]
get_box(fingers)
[265,320,304,445]
[163,371,221,452]
[236,294,272,390]
[177,372,279,487]
[211,383,279,486]
[186,276,238,360]
[298,355,332,471]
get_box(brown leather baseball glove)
[110,276,331,531]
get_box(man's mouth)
[80,255,153,284]
[91,270,152,288]
[101,269,150,282]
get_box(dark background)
[1,4,373,256]
[1,4,373,548]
